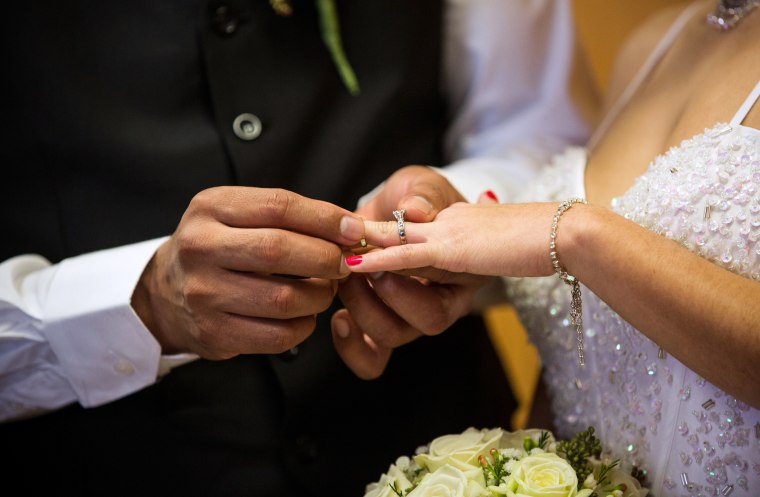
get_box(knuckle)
[269,284,297,316]
[424,183,447,208]
[188,187,224,217]
[174,228,206,263]
[181,277,210,314]
[264,328,290,354]
[379,221,397,237]
[265,316,315,353]
[259,188,293,223]
[421,312,452,335]
[254,231,286,265]
[314,243,340,277]
[189,188,215,209]
[420,294,459,335]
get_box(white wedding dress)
[505,6,760,497]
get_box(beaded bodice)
[506,118,760,496]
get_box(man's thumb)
[398,194,435,222]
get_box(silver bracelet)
[550,198,587,367]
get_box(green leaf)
[388,481,405,497]
[537,431,551,450]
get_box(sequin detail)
[612,124,760,281]
[506,124,760,496]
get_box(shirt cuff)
[158,353,199,378]
[437,153,547,205]
[40,237,169,407]
[433,162,499,204]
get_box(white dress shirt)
[0,0,588,422]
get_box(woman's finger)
[476,190,499,204]
[345,243,440,273]
[359,219,431,248]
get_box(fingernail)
[345,255,363,266]
[405,195,433,216]
[485,190,498,202]
[334,318,350,338]
[340,216,364,241]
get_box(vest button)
[232,113,262,141]
[213,5,239,35]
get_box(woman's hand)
[330,173,499,380]
[348,194,760,407]
[345,201,564,278]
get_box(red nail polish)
[345,255,363,266]
[485,190,498,201]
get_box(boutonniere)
[271,0,360,95]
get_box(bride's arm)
[347,201,760,408]
[560,203,760,409]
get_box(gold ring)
[359,221,367,248]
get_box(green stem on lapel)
[316,0,360,95]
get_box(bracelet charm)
[550,198,587,366]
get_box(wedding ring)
[392,209,407,245]
[359,216,367,248]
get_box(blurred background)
[575,0,686,91]
[487,0,686,430]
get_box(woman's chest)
[611,122,760,281]
[584,35,760,207]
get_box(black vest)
[1,1,516,495]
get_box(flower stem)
[316,0,360,95]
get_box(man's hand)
[331,166,495,379]
[131,186,364,359]
[358,165,464,223]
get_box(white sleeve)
[440,0,590,203]
[0,237,195,422]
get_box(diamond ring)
[392,209,407,245]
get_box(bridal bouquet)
[364,427,648,497]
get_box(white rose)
[414,427,503,472]
[504,452,593,497]
[408,464,487,497]
[364,457,416,497]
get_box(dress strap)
[587,2,704,151]
[730,80,760,126]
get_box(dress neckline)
[580,0,760,203]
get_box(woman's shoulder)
[603,2,696,108]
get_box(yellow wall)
[573,0,687,92]
[487,0,686,430]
